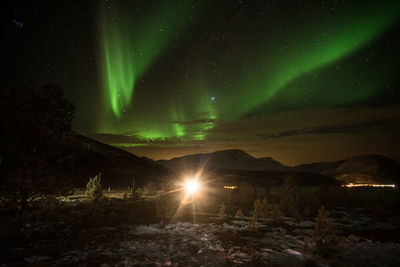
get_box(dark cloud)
[257,118,399,139]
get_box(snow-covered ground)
[16,215,397,266]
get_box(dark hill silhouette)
[51,133,171,187]
[157,149,293,172]
[207,168,342,187]
[295,155,400,184]
[157,149,341,186]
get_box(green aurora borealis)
[227,2,400,119]
[5,0,400,163]
[96,0,400,145]
[98,0,199,122]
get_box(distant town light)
[342,183,395,188]
[224,185,238,190]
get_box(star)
[12,19,23,29]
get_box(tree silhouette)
[0,83,74,209]
[280,175,301,217]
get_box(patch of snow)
[286,249,305,261]
[134,225,163,235]
[286,220,314,228]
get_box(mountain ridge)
[295,154,400,184]
[156,149,400,185]
[52,132,172,187]
[157,149,293,172]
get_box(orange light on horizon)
[342,183,395,188]
[224,185,238,190]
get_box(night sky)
[3,0,400,165]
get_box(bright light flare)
[185,179,201,194]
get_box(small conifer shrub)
[218,203,227,218]
[312,205,343,257]
[248,197,268,230]
[86,174,103,202]
[234,208,244,219]
[271,203,284,223]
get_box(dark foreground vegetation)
[1,177,400,266]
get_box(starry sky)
[3,0,400,165]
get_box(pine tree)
[0,84,74,210]
[248,199,260,230]
[156,191,179,226]
[312,206,342,257]
[86,174,103,202]
[261,197,268,218]
[234,208,244,219]
[271,203,284,223]
[218,203,227,218]
[248,198,269,230]
[280,175,301,217]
